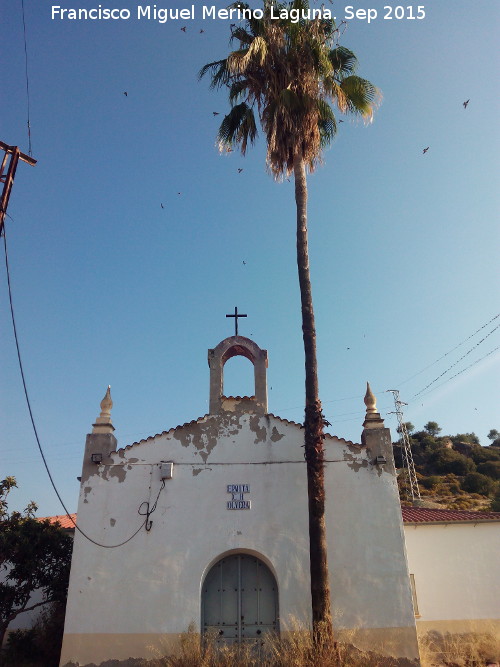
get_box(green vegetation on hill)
[393,422,500,511]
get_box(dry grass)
[419,630,499,667]
[144,623,418,667]
[144,623,500,667]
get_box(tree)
[469,445,500,465]
[424,421,441,437]
[397,421,414,435]
[200,0,378,639]
[461,472,495,496]
[450,432,480,446]
[477,460,500,480]
[487,429,500,449]
[0,477,72,646]
[428,448,475,477]
[491,489,500,512]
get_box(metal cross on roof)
[226,306,247,336]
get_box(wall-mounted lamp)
[91,453,103,464]
[374,455,387,466]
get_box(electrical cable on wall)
[138,479,166,531]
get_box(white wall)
[404,521,500,632]
[61,412,418,664]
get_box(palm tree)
[200,0,379,641]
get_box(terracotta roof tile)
[402,507,500,523]
[128,412,358,449]
[37,513,77,530]
[41,508,500,530]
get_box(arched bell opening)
[208,336,268,414]
[222,355,255,399]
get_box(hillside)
[393,423,500,511]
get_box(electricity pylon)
[387,389,421,503]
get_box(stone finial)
[362,382,384,429]
[92,386,115,434]
[364,382,377,414]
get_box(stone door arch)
[201,553,279,644]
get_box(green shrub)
[0,603,66,667]
[470,445,500,465]
[477,460,500,480]
[428,449,475,476]
[490,489,500,512]
[421,476,440,490]
[461,472,495,496]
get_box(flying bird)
[242,261,246,265]
[423,147,430,154]
[463,99,470,109]
[213,111,220,116]
[200,29,205,33]
[237,168,243,173]
[338,119,344,123]
[324,419,332,427]
[123,92,128,96]
[161,203,164,209]
[177,192,181,195]
[180,26,186,32]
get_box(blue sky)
[1,0,499,517]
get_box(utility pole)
[387,389,421,504]
[0,141,37,236]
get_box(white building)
[59,335,422,666]
[403,507,500,639]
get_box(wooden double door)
[202,554,279,644]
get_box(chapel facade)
[60,336,420,666]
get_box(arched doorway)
[201,553,279,644]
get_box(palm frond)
[278,88,302,113]
[200,4,379,170]
[217,103,258,154]
[328,47,358,76]
[228,37,268,74]
[229,79,250,104]
[316,99,337,148]
[231,26,254,46]
[237,106,258,154]
[340,75,381,119]
[198,59,231,89]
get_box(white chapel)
[60,335,420,666]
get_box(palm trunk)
[294,156,333,644]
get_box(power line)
[411,345,500,402]
[411,323,499,399]
[396,313,500,388]
[2,222,149,548]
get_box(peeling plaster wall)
[61,413,418,666]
